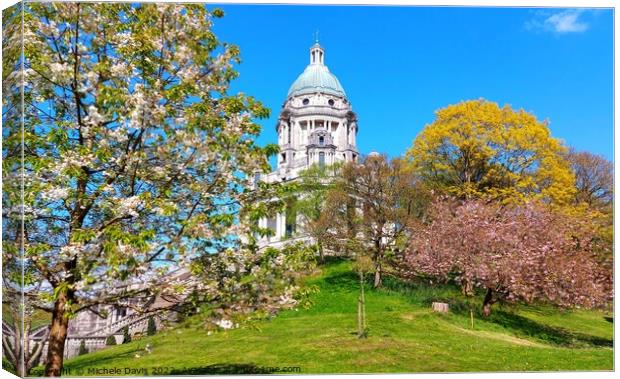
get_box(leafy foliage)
[407,99,575,204]
[281,164,339,261]
[187,242,317,331]
[104,335,116,346]
[78,341,88,356]
[146,316,157,336]
[321,154,429,288]
[122,326,131,344]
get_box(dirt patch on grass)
[399,311,430,321]
[446,323,548,348]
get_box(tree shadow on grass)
[320,255,351,266]
[485,310,613,348]
[168,363,273,375]
[379,276,612,348]
[322,270,360,292]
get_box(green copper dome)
[287,43,346,98]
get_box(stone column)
[291,119,297,149]
[276,212,283,239]
[279,123,284,145]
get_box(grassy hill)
[60,261,613,375]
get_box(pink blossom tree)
[405,199,612,316]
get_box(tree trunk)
[373,240,383,288]
[358,271,367,338]
[21,322,31,377]
[318,241,324,264]
[6,317,24,377]
[461,278,473,296]
[373,262,382,288]
[482,288,494,317]
[44,293,70,377]
[28,335,48,374]
[357,298,363,338]
[361,279,366,332]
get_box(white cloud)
[526,9,589,34]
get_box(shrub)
[105,335,117,346]
[147,316,157,336]
[122,326,131,344]
[78,341,88,356]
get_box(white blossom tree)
[2,3,51,376]
[5,3,278,376]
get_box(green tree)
[122,326,131,344]
[146,316,157,336]
[323,155,422,288]
[565,148,613,266]
[284,164,338,262]
[78,341,88,356]
[406,99,575,204]
[10,4,275,376]
[105,335,117,346]
[566,148,613,211]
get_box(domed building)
[264,42,359,183]
[257,42,359,247]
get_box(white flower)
[84,105,105,126]
[119,196,142,217]
[278,293,297,306]
[215,319,233,329]
[50,62,69,74]
[42,187,69,201]
[110,62,127,76]
[117,32,131,46]
[59,244,81,261]
[86,71,97,85]
[225,263,236,273]
[108,127,128,143]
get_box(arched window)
[319,136,324,146]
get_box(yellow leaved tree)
[406,99,575,204]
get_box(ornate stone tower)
[258,42,359,247]
[264,42,359,184]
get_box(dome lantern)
[310,43,324,65]
[287,43,346,98]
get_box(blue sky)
[211,5,613,163]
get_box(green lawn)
[2,303,50,330]
[59,261,613,375]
